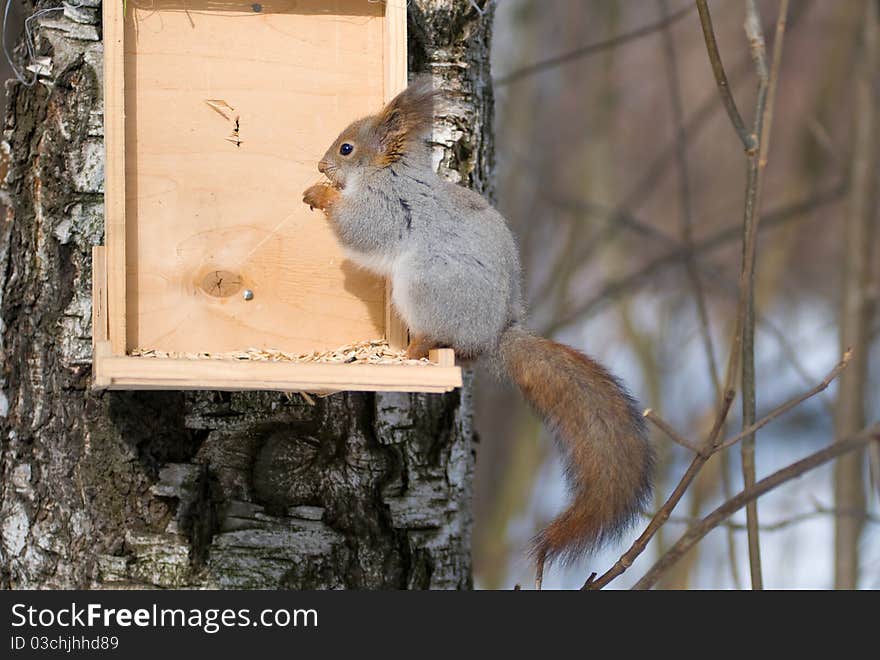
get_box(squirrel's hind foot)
[405,334,436,360]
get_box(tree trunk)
[0,0,494,590]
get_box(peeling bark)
[0,0,494,590]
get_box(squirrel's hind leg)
[405,334,437,360]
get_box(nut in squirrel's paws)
[302,183,339,211]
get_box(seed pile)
[130,339,432,366]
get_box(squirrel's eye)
[339,143,354,156]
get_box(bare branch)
[582,391,734,590]
[542,184,842,426]
[717,349,852,453]
[494,3,695,87]
[620,0,811,215]
[645,409,705,454]
[543,183,846,336]
[663,505,880,533]
[695,0,756,151]
[656,3,738,588]
[738,0,790,591]
[659,0,722,400]
[584,345,847,591]
[584,1,794,591]
[645,350,851,459]
[633,424,880,590]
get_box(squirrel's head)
[317,76,438,188]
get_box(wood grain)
[103,0,126,354]
[429,348,456,368]
[121,0,394,354]
[384,0,410,349]
[96,0,451,393]
[94,355,462,393]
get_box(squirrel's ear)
[374,75,438,163]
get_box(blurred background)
[474,0,879,589]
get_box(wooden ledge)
[92,342,461,394]
[93,247,461,394]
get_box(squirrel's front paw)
[302,183,339,212]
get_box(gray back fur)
[332,149,524,357]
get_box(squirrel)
[302,77,654,580]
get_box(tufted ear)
[374,75,438,163]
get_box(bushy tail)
[498,325,654,567]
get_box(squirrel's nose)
[318,160,329,173]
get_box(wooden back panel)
[120,0,395,353]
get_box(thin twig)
[543,182,846,336]
[758,315,837,418]
[695,0,756,152]
[662,505,880,533]
[632,424,880,589]
[716,349,851,453]
[584,2,793,591]
[621,53,755,214]
[583,351,852,589]
[522,7,816,324]
[738,0,789,591]
[543,184,842,425]
[645,409,705,454]
[583,455,705,589]
[643,349,850,462]
[659,0,723,402]
[583,391,734,590]
[523,0,815,316]
[597,1,811,217]
[659,1,733,585]
[494,3,695,86]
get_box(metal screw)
[242,289,254,301]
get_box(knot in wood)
[200,270,243,298]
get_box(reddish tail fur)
[498,325,654,566]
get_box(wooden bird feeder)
[92,0,462,393]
